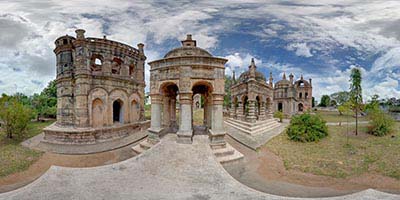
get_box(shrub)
[0,98,33,139]
[286,113,328,142]
[273,111,284,122]
[367,109,394,136]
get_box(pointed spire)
[269,72,273,87]
[283,72,286,80]
[249,58,256,79]
[232,70,236,83]
[301,74,304,80]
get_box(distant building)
[230,59,312,120]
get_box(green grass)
[315,110,369,123]
[265,122,400,179]
[0,120,54,177]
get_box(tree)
[31,80,57,120]
[319,95,331,107]
[312,97,316,107]
[364,94,380,113]
[0,97,32,139]
[349,68,363,135]
[224,75,232,108]
[330,91,350,105]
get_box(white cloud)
[286,43,313,57]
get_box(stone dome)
[275,79,291,88]
[164,34,212,58]
[238,70,266,83]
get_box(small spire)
[269,72,273,87]
[232,70,236,82]
[181,34,196,47]
[301,74,304,80]
[283,72,286,80]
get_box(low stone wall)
[43,121,150,144]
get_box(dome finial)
[181,34,196,47]
[283,72,286,80]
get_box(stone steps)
[132,139,156,155]
[225,118,281,136]
[211,142,243,164]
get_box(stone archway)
[191,82,213,134]
[298,103,304,112]
[160,82,179,132]
[113,99,124,124]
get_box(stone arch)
[191,81,213,128]
[129,64,135,76]
[109,89,128,125]
[113,99,124,123]
[278,102,283,112]
[242,95,248,116]
[299,92,303,99]
[129,93,141,123]
[112,57,123,75]
[191,80,214,95]
[298,103,304,112]
[90,54,103,72]
[88,87,108,127]
[92,98,105,128]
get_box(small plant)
[286,113,328,142]
[273,110,284,122]
[367,109,394,136]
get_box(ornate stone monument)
[44,29,148,145]
[147,34,228,145]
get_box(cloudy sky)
[1,0,400,101]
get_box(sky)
[0,0,400,101]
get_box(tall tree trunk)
[355,107,358,135]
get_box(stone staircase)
[211,142,243,164]
[131,139,157,154]
[224,118,280,136]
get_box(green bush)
[367,110,394,136]
[0,98,33,139]
[273,111,284,122]
[286,113,328,142]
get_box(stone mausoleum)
[44,29,148,144]
[230,59,313,119]
[147,35,228,145]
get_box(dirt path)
[224,136,400,198]
[0,143,138,193]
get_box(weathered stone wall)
[47,29,147,144]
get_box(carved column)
[209,94,226,146]
[177,93,193,144]
[237,100,244,121]
[259,102,266,121]
[148,94,163,142]
[162,96,170,128]
[246,99,257,123]
[170,97,178,132]
[229,96,236,118]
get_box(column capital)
[151,94,163,104]
[179,92,193,104]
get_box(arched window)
[305,92,308,98]
[112,58,122,75]
[129,64,135,76]
[299,92,302,98]
[90,55,103,72]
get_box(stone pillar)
[229,96,236,118]
[259,102,266,121]
[246,100,257,123]
[177,93,193,144]
[237,101,244,121]
[162,97,170,128]
[209,94,226,146]
[148,94,163,143]
[206,95,213,129]
[170,97,178,132]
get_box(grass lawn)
[0,120,54,177]
[265,122,400,179]
[315,110,369,123]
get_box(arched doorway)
[160,82,179,132]
[192,82,213,135]
[243,96,249,116]
[298,103,304,112]
[278,102,283,112]
[92,98,104,128]
[113,99,124,123]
